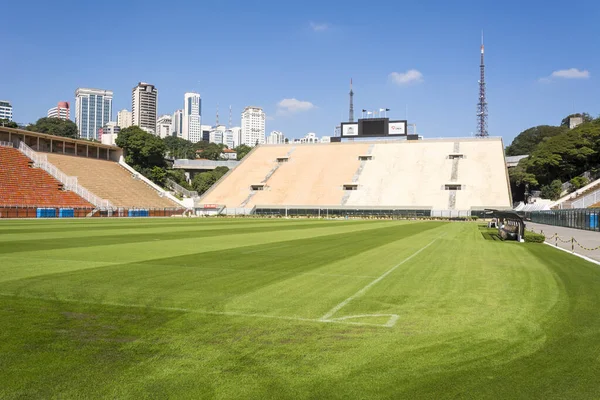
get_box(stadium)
[2,116,600,399]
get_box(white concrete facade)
[156,115,173,138]
[183,92,201,143]
[267,130,285,144]
[132,82,158,134]
[75,88,113,140]
[117,109,132,128]
[99,121,120,145]
[172,109,184,139]
[241,106,265,146]
[0,100,12,121]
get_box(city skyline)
[2,1,600,143]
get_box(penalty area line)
[320,236,441,322]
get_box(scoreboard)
[340,118,407,139]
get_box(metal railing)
[0,141,15,148]
[17,142,115,210]
[173,159,240,169]
[165,178,198,198]
[572,188,600,208]
[0,205,186,219]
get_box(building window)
[448,154,464,159]
[343,184,358,190]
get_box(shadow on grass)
[478,225,502,241]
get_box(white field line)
[543,242,600,266]
[0,293,393,328]
[320,237,440,322]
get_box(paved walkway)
[526,222,600,263]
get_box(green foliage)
[148,166,167,186]
[163,136,199,159]
[26,117,78,139]
[570,176,590,190]
[524,230,545,243]
[560,113,593,127]
[191,166,229,195]
[505,125,566,156]
[540,179,563,200]
[234,144,252,160]
[509,160,539,187]
[0,119,18,128]
[166,169,191,189]
[196,141,226,161]
[116,126,166,170]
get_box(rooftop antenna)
[476,30,489,137]
[349,78,354,122]
[228,105,232,129]
[216,103,219,126]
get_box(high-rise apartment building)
[47,101,70,120]
[75,88,113,140]
[267,130,285,144]
[0,101,13,121]
[156,115,173,138]
[117,109,132,128]
[132,82,158,134]
[209,125,226,145]
[183,92,201,143]
[241,106,265,146]
[172,109,184,138]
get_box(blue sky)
[1,0,599,143]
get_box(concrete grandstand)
[0,127,185,217]
[198,138,512,216]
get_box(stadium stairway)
[0,146,93,208]
[45,153,181,209]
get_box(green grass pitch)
[1,218,600,399]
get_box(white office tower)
[241,106,265,146]
[267,130,285,144]
[229,127,242,147]
[0,100,12,121]
[132,82,158,134]
[117,109,132,128]
[223,129,235,148]
[75,88,113,140]
[183,92,201,143]
[156,115,173,138]
[172,109,184,138]
[209,125,226,144]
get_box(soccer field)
[1,218,599,399]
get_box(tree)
[116,126,166,170]
[26,117,78,139]
[196,142,225,161]
[540,179,563,200]
[149,166,167,186]
[0,119,18,128]
[191,166,229,195]
[505,125,566,156]
[560,113,593,128]
[234,144,252,160]
[163,136,198,159]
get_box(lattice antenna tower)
[216,103,219,126]
[228,105,232,129]
[476,31,489,137]
[349,78,354,123]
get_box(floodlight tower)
[476,31,489,137]
[349,78,354,122]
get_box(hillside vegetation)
[507,113,600,200]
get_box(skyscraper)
[132,82,158,134]
[47,101,70,120]
[0,100,13,121]
[183,92,201,143]
[117,109,132,128]
[241,106,265,146]
[172,109,184,138]
[75,88,113,140]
